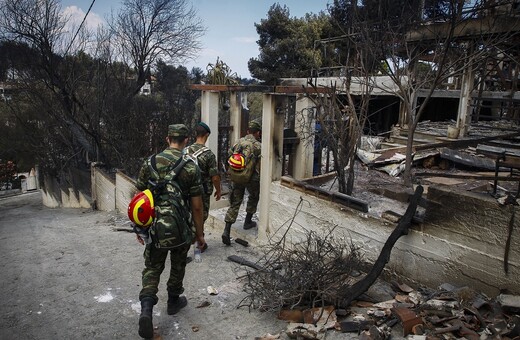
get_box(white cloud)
[62,5,105,32]
[232,37,256,44]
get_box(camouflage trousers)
[139,243,190,303]
[224,180,260,224]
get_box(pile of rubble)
[269,282,520,340]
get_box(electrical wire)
[64,0,96,56]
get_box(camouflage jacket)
[229,134,261,182]
[136,147,203,202]
[185,143,218,196]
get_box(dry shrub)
[238,199,363,312]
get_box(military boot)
[243,213,257,230]
[138,297,154,339]
[222,222,232,245]
[167,294,188,315]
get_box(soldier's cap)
[168,124,189,137]
[198,122,211,134]
[249,119,262,131]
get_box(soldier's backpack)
[186,145,211,193]
[146,152,194,249]
[227,138,256,185]
[186,145,210,166]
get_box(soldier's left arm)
[207,152,221,200]
[186,164,205,248]
[135,159,151,191]
[254,141,262,174]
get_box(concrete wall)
[423,186,519,295]
[41,173,91,209]
[280,76,403,96]
[40,165,137,213]
[266,182,519,297]
[91,167,136,213]
[93,170,115,212]
[115,171,138,214]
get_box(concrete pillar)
[293,94,315,180]
[200,91,227,210]
[200,91,219,156]
[229,91,241,145]
[258,94,284,241]
[457,66,474,137]
[457,44,474,137]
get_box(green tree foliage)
[248,4,329,84]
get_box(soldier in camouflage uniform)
[134,124,205,339]
[186,122,221,224]
[222,119,262,245]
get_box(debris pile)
[357,120,520,186]
[273,282,520,339]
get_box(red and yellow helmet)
[128,189,155,227]
[228,153,245,170]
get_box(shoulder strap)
[150,154,158,173]
[150,153,189,181]
[191,146,210,159]
[240,139,255,161]
[170,156,188,181]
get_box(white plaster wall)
[268,182,519,297]
[41,189,60,208]
[62,188,80,208]
[41,188,90,209]
[115,171,137,214]
[94,170,115,212]
[78,192,91,208]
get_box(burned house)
[189,5,520,298]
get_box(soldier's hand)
[214,190,221,201]
[196,235,206,251]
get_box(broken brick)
[391,307,423,336]
[302,305,335,324]
[278,309,303,323]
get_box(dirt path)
[0,192,294,339]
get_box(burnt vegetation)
[238,199,364,312]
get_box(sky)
[60,0,331,79]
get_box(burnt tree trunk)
[337,185,424,308]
